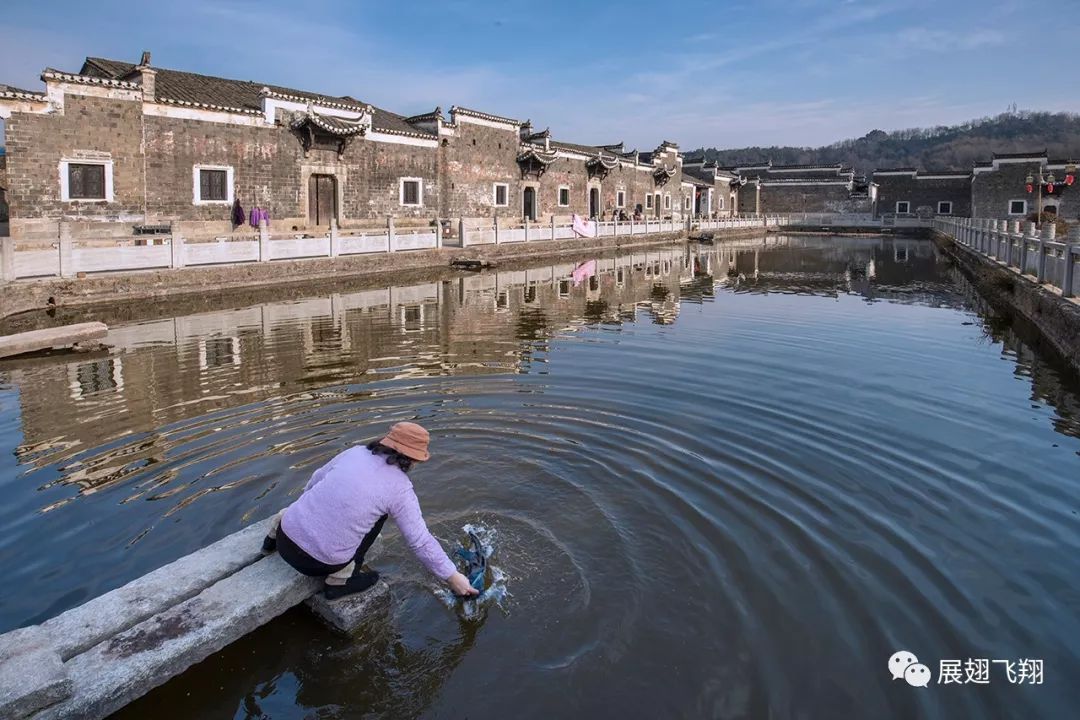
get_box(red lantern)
[1067,174,1075,186]
[1026,183,1033,194]
[1047,183,1055,194]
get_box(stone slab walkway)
[0,518,389,719]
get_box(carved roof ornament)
[653,164,678,186]
[517,145,558,179]
[290,104,367,159]
[586,153,619,179]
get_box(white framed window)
[717,196,725,210]
[558,185,570,207]
[59,159,114,202]
[895,201,910,214]
[646,194,653,209]
[193,165,234,205]
[493,183,509,207]
[400,177,423,207]
[616,190,626,208]
[664,194,671,210]
[1008,199,1027,216]
[937,201,953,215]
[684,196,692,210]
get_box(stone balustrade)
[933,216,1079,299]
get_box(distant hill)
[691,110,1080,174]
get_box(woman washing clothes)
[262,422,479,599]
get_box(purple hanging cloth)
[249,207,271,229]
[231,198,245,228]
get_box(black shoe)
[323,571,380,600]
[261,536,276,555]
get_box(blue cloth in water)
[453,531,487,593]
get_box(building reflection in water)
[2,235,1076,513]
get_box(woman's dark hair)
[367,441,414,473]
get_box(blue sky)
[2,0,1078,150]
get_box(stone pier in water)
[0,517,389,720]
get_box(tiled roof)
[682,165,714,183]
[77,57,434,136]
[919,170,971,177]
[0,83,45,98]
[770,163,842,170]
[992,150,1047,160]
[449,105,522,126]
[550,140,622,160]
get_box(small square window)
[616,190,626,208]
[1009,200,1026,215]
[201,169,228,201]
[558,279,571,297]
[493,183,509,207]
[646,194,653,209]
[895,201,910,214]
[558,186,570,207]
[937,201,953,215]
[68,163,106,200]
[194,166,233,204]
[401,179,422,206]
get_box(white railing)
[0,220,440,280]
[1,212,941,282]
[934,216,1079,299]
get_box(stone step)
[0,518,391,719]
[0,322,109,359]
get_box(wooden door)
[523,187,536,221]
[308,174,337,226]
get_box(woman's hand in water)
[448,571,480,596]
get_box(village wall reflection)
[4,235,1075,507]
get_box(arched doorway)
[589,187,600,218]
[308,174,337,227]
[523,186,537,221]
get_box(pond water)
[1,235,1078,719]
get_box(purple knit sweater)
[280,445,455,579]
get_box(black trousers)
[277,514,388,578]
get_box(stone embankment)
[0,518,389,720]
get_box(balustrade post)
[493,215,500,245]
[258,219,270,261]
[170,232,185,269]
[550,215,556,242]
[458,218,466,247]
[59,221,74,277]
[1063,228,1079,298]
[329,218,340,258]
[1031,223,1046,282]
[524,217,530,243]
[1016,220,1029,273]
[1,237,15,282]
[387,216,396,252]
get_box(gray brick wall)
[6,94,146,238]
[874,175,971,217]
[972,163,1077,222]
